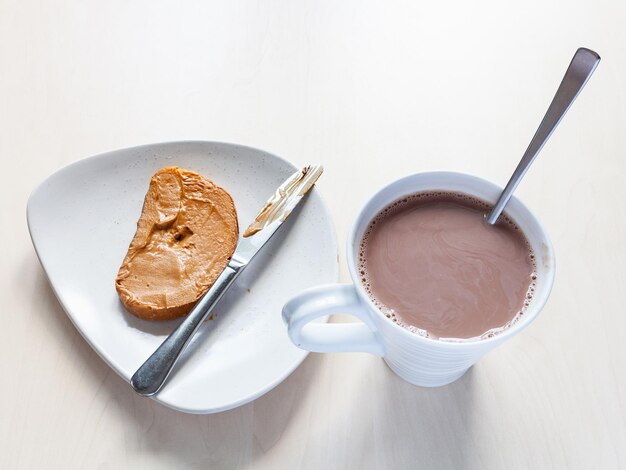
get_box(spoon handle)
[486,48,600,225]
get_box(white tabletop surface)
[2,1,625,468]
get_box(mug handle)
[282,284,385,356]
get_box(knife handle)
[131,264,240,396]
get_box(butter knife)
[131,164,324,396]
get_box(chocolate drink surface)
[358,192,536,340]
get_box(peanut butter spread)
[115,167,238,320]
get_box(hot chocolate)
[358,192,536,340]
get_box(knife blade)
[131,164,323,396]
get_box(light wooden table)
[2,1,625,468]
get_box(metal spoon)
[486,47,600,225]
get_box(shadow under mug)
[282,171,556,387]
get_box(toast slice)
[115,167,238,320]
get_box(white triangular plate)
[27,141,337,413]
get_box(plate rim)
[27,140,339,413]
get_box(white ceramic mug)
[282,172,555,387]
